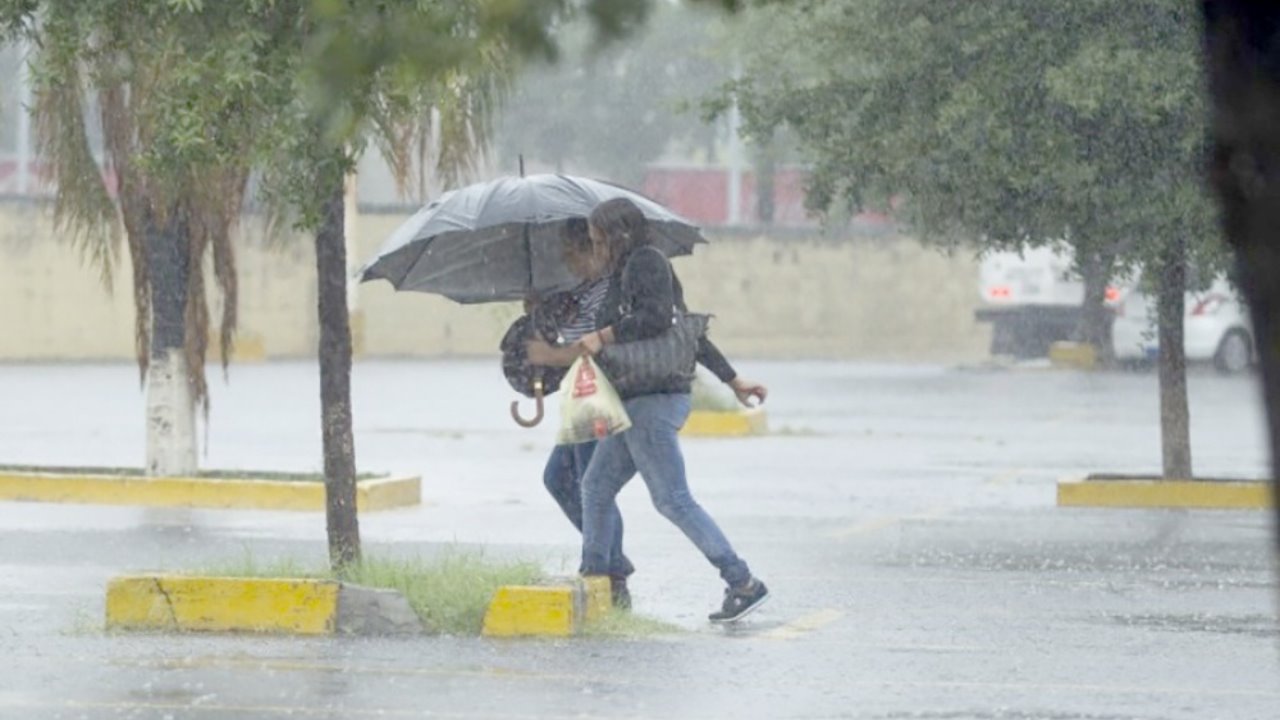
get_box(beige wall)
[0,202,990,363]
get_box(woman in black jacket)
[571,197,769,623]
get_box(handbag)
[596,312,710,397]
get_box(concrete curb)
[481,576,611,638]
[681,408,768,438]
[1057,476,1273,510]
[0,470,420,512]
[105,575,422,635]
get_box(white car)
[1111,277,1254,373]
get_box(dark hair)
[561,216,597,279]
[589,197,650,270]
[562,216,591,254]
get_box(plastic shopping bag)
[556,356,631,445]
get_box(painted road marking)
[0,698,647,719]
[115,656,625,685]
[761,608,844,639]
[827,505,950,540]
[983,468,1024,486]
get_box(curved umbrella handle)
[511,377,545,428]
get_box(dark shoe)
[709,579,769,623]
[610,577,632,610]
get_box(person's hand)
[525,339,557,366]
[729,377,768,408]
[577,331,606,356]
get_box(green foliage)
[342,551,541,635]
[728,0,1222,276]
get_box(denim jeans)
[543,440,634,579]
[579,393,751,588]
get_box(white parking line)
[826,505,950,540]
[761,608,844,640]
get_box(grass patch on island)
[583,609,682,638]
[342,553,541,635]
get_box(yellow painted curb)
[106,575,339,634]
[1048,342,1097,370]
[1057,477,1273,509]
[482,585,576,637]
[681,408,768,437]
[0,470,420,512]
[580,575,611,623]
[358,475,422,511]
[482,576,613,638]
[350,309,366,359]
[208,331,267,363]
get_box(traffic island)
[0,465,420,512]
[1057,475,1273,510]
[107,552,543,636]
[1048,341,1098,370]
[482,576,611,638]
[106,575,422,635]
[681,407,768,438]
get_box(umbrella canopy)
[357,174,705,304]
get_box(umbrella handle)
[511,377,545,428]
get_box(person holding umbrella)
[525,217,763,610]
[527,197,770,623]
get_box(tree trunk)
[1075,249,1115,362]
[316,181,361,571]
[1156,234,1192,479]
[1201,1,1280,552]
[145,206,196,477]
[754,135,777,225]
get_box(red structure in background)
[641,164,892,231]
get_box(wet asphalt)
[0,360,1275,719]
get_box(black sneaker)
[610,577,632,611]
[709,579,769,623]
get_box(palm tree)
[18,2,286,476]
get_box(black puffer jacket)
[595,246,737,395]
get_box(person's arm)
[697,336,737,384]
[525,339,579,367]
[698,336,767,407]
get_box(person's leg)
[578,433,637,578]
[622,394,752,589]
[542,444,584,531]
[573,442,634,581]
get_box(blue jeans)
[543,440,634,579]
[580,393,751,588]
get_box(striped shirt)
[558,277,611,343]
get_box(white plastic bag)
[556,356,631,445]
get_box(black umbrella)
[357,173,705,304]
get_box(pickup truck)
[974,245,1120,358]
